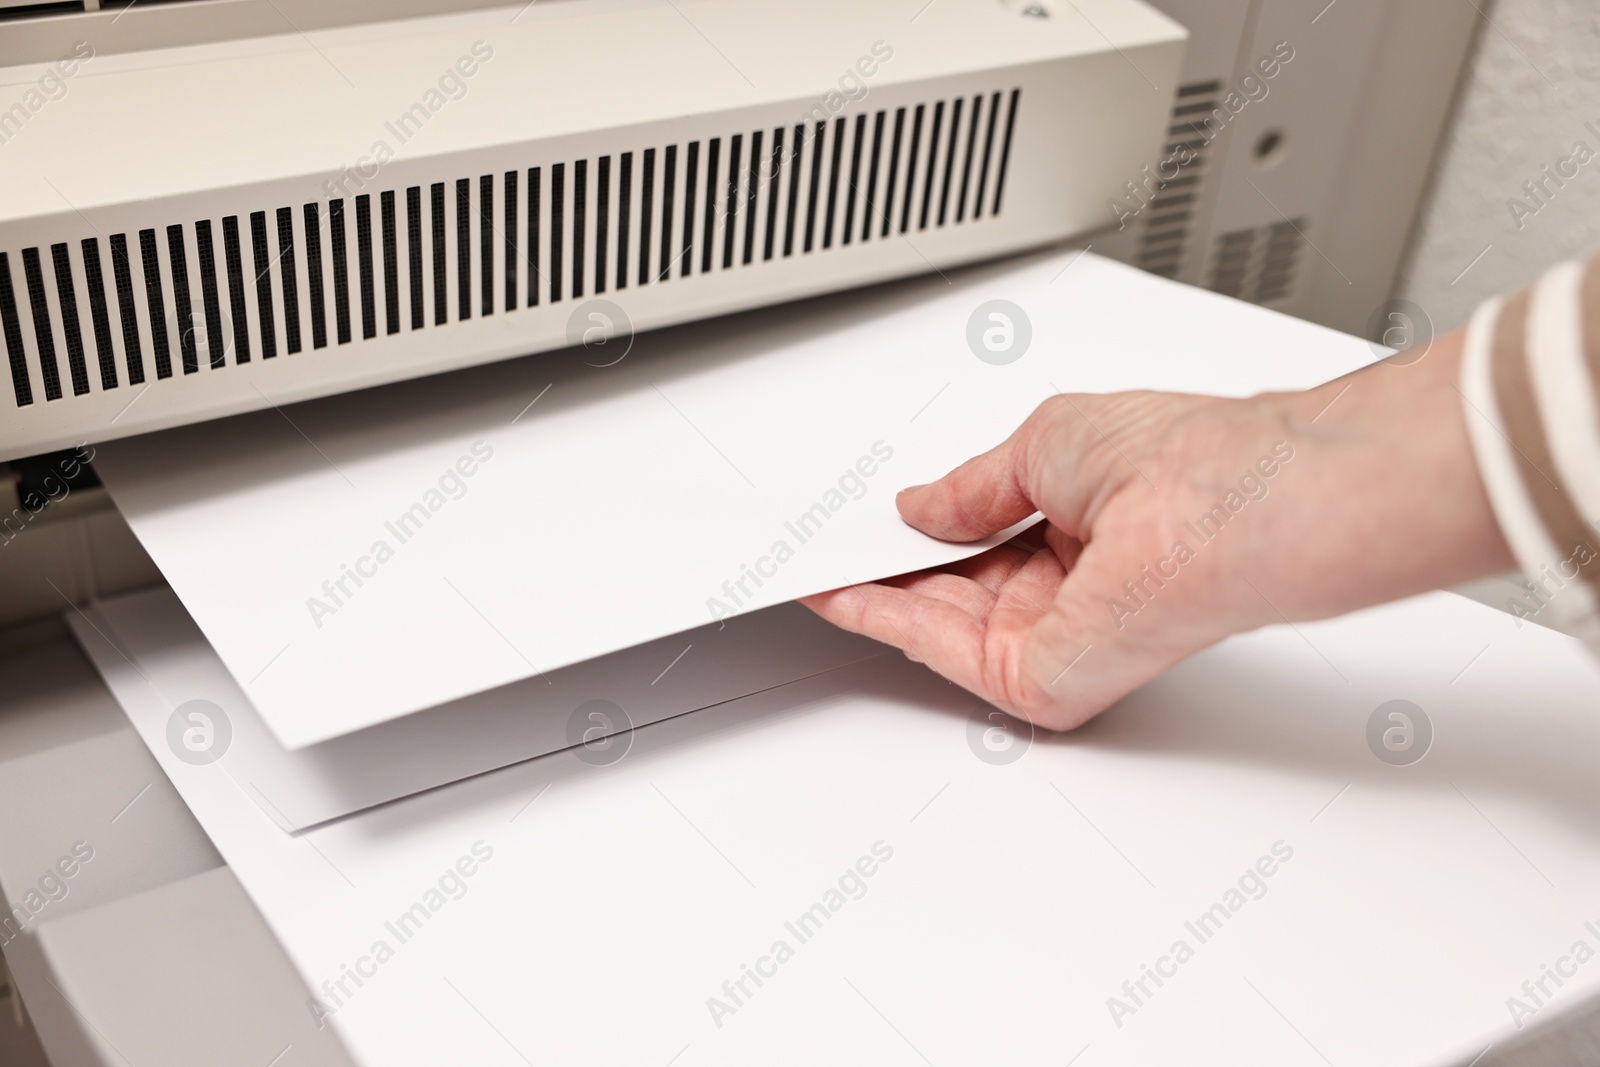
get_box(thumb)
[898,403,1048,542]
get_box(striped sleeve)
[1460,253,1600,652]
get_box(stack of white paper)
[84,586,889,828]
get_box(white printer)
[0,0,1184,456]
[0,3,1184,1061]
[6,3,1556,1066]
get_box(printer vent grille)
[1134,80,1221,280]
[1207,217,1308,305]
[0,88,1020,411]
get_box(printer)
[0,0,1187,456]
[0,3,1182,1060]
[0,2,1510,1065]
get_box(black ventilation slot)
[166,225,199,376]
[938,98,961,227]
[700,139,718,276]
[549,163,565,303]
[355,195,375,341]
[80,239,117,391]
[381,192,400,336]
[805,121,824,254]
[841,116,863,246]
[222,217,251,364]
[20,249,59,399]
[2,86,1022,411]
[139,229,172,378]
[304,205,328,349]
[479,174,494,317]
[956,94,982,224]
[595,156,610,294]
[720,135,739,271]
[407,188,424,332]
[504,170,519,311]
[680,142,697,279]
[525,169,540,307]
[861,111,884,242]
[901,105,924,234]
[921,101,944,231]
[50,243,90,395]
[455,179,471,321]
[823,119,843,250]
[881,108,904,239]
[108,234,144,386]
[329,200,351,345]
[572,160,588,299]
[616,153,632,291]
[194,221,224,369]
[992,88,1020,216]
[785,125,805,257]
[0,253,31,406]
[431,183,448,323]
[659,146,677,283]
[278,207,302,354]
[249,211,275,359]
[974,92,999,220]
[250,210,275,358]
[638,151,655,287]
[743,132,761,266]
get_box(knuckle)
[1019,399,1071,495]
[1032,393,1076,432]
[940,478,988,536]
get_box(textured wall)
[1397,0,1600,332]
[1404,0,1600,627]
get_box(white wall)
[1403,0,1600,626]
[1398,0,1600,332]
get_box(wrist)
[1258,326,1515,615]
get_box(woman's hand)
[803,327,1514,730]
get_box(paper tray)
[68,585,886,829]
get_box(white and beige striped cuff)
[1459,256,1600,653]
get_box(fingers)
[899,392,1164,550]
[935,541,1036,595]
[801,541,1074,717]
[881,570,1002,621]
[804,552,1020,652]
[800,581,1001,705]
[802,553,1183,733]
[988,544,1071,629]
[1042,525,1083,572]
[1013,541,1209,731]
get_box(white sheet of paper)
[79,586,887,829]
[92,250,1375,747]
[73,591,1600,1066]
